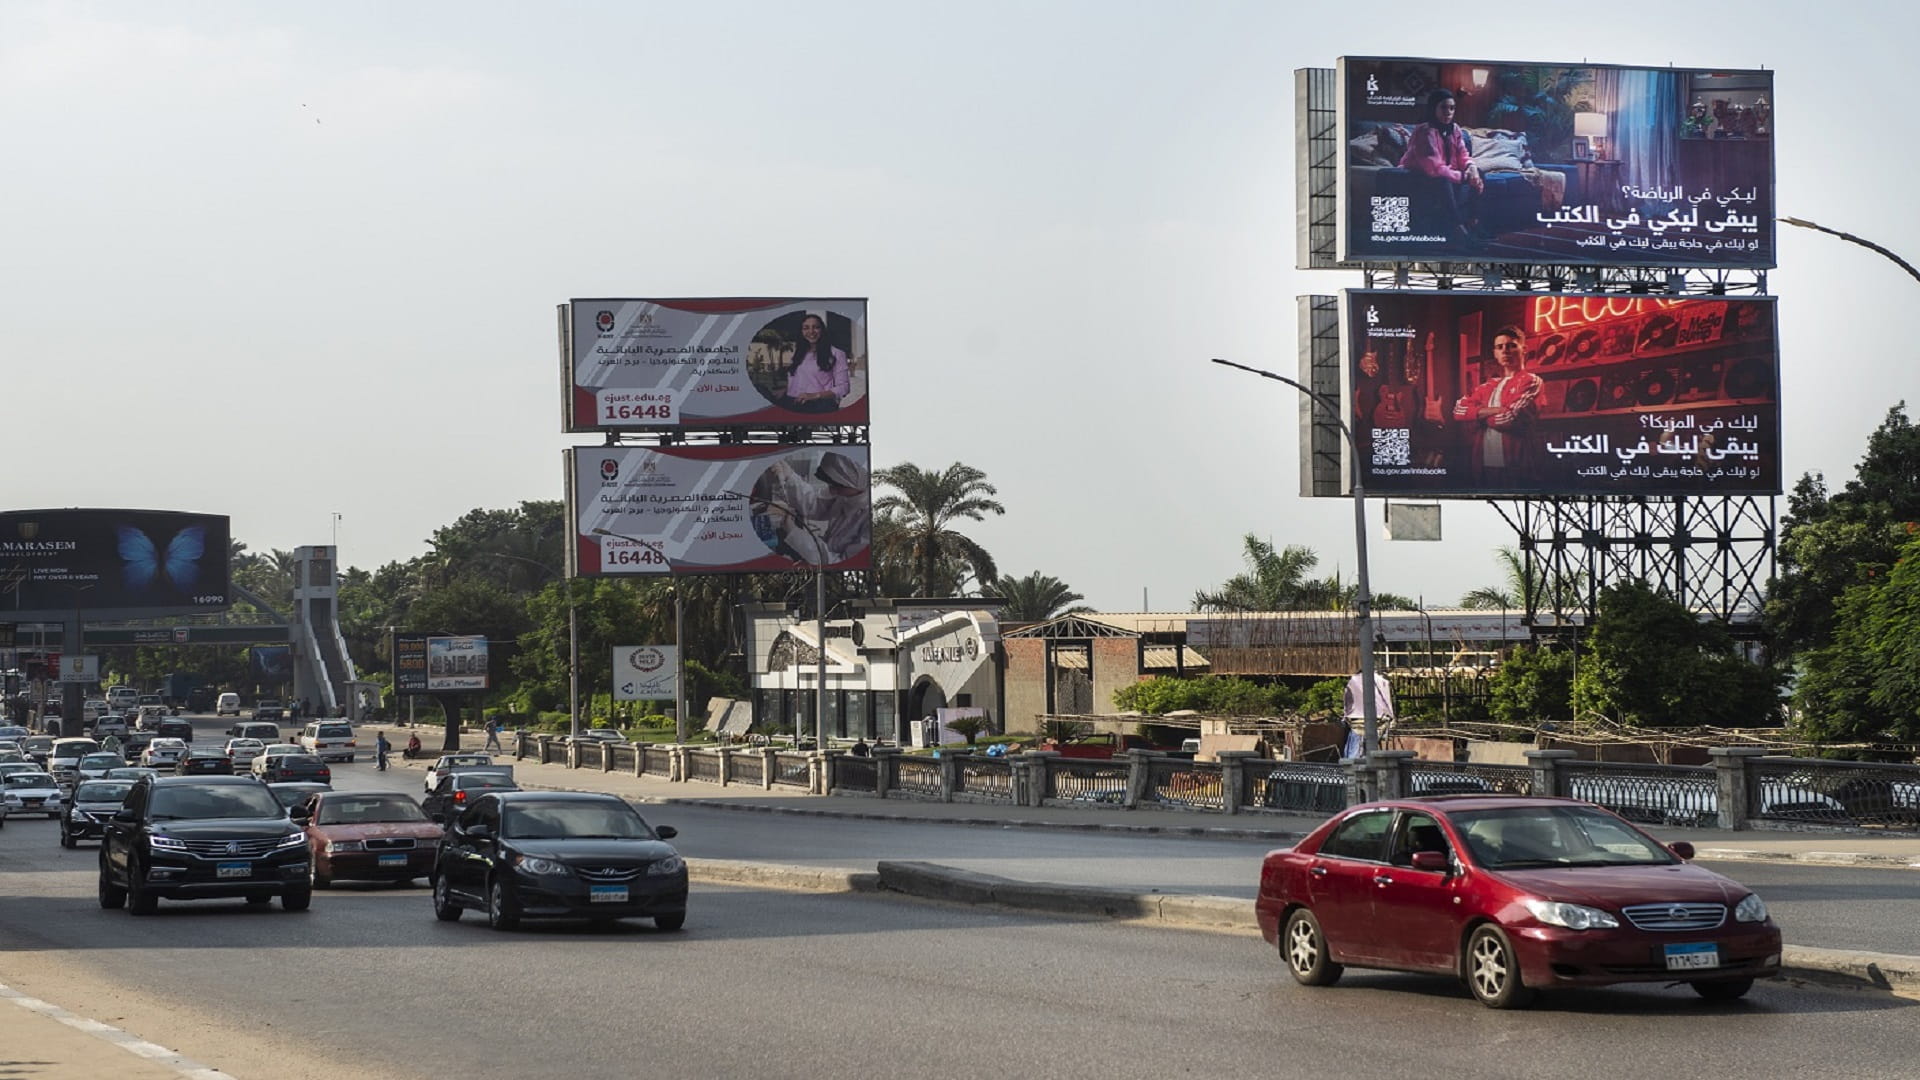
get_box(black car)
[421,771,520,824]
[98,775,312,914]
[63,779,136,847]
[431,791,686,931]
[256,753,332,784]
[175,748,234,776]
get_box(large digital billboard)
[1346,290,1779,496]
[562,298,869,431]
[0,509,231,615]
[392,634,490,694]
[566,445,872,576]
[1338,57,1774,267]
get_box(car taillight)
[454,791,467,805]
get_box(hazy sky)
[5,2,1912,613]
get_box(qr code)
[1372,427,1411,466]
[1370,196,1411,234]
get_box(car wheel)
[1281,908,1342,986]
[282,885,312,913]
[486,876,520,931]
[127,861,158,916]
[432,875,463,922]
[1465,925,1533,1009]
[653,911,686,932]
[98,862,126,909]
[1691,977,1754,1002]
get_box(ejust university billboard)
[562,298,869,431]
[1338,57,1774,267]
[1345,290,1779,497]
[566,445,872,577]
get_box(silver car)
[2,771,65,819]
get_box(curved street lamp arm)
[1779,216,1920,286]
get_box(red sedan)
[1256,795,1782,1008]
[299,791,443,888]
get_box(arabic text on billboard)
[392,636,429,695]
[565,298,870,431]
[568,445,872,576]
[0,510,231,614]
[613,645,677,701]
[1338,58,1773,267]
[427,636,490,691]
[1346,290,1779,496]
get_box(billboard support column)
[815,561,826,752]
[1211,358,1380,758]
[674,586,688,744]
[568,592,580,742]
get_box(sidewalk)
[444,750,1920,871]
[0,983,232,1080]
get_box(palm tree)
[993,571,1094,622]
[1459,546,1585,613]
[871,463,1005,597]
[1193,535,1321,611]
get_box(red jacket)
[1399,124,1473,183]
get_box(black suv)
[99,775,313,915]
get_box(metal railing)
[1046,758,1129,804]
[832,755,877,793]
[894,757,942,798]
[1143,758,1225,811]
[1245,761,1348,814]
[771,752,811,789]
[959,758,1013,800]
[1749,757,1920,829]
[1409,760,1533,796]
[1561,761,1717,827]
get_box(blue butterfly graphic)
[117,525,206,593]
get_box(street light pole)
[586,529,688,741]
[1211,357,1381,758]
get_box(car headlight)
[323,838,361,852]
[647,855,686,876]
[1734,893,1770,923]
[149,834,187,851]
[1,795,19,806]
[1523,898,1620,930]
[515,855,570,877]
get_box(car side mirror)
[654,825,677,840]
[290,808,311,823]
[1668,841,1695,860]
[1409,850,1450,873]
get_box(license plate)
[216,862,251,879]
[589,885,628,903]
[22,799,41,807]
[1665,942,1720,970]
[378,854,407,867]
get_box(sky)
[4,1,1915,615]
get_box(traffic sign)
[612,645,677,701]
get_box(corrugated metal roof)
[1050,651,1088,669]
[1142,645,1210,670]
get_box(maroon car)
[300,791,442,888]
[1256,795,1781,1008]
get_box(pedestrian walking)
[484,717,502,752]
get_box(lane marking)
[0,982,237,1080]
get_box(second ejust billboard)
[1337,57,1774,267]
[562,297,869,431]
[1345,290,1779,497]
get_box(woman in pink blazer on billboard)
[1400,89,1485,245]
[781,314,850,414]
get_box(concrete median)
[688,859,880,893]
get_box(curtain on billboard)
[1602,67,1680,197]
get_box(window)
[1316,809,1392,861]
[1389,812,1450,867]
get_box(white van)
[215,693,242,717]
[106,686,138,711]
[299,720,357,762]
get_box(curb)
[1694,848,1920,871]
[688,859,879,893]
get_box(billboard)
[567,445,872,576]
[1346,290,1779,496]
[0,510,231,615]
[391,634,491,694]
[250,645,292,683]
[563,298,869,431]
[613,645,678,701]
[1338,57,1774,267]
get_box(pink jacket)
[1399,124,1473,183]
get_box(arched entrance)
[905,677,947,745]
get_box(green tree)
[1485,645,1575,730]
[1571,581,1781,727]
[1194,536,1321,611]
[1791,530,1920,747]
[1460,546,1585,613]
[1112,675,1301,716]
[871,463,1005,597]
[993,571,1093,622]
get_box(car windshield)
[316,795,428,825]
[149,784,285,820]
[270,786,327,808]
[75,782,134,803]
[315,725,351,738]
[501,801,653,840]
[442,755,491,767]
[7,773,55,787]
[80,754,122,767]
[1451,806,1676,869]
[55,741,100,755]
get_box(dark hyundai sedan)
[256,754,331,784]
[1256,796,1782,1009]
[175,748,235,776]
[431,791,686,932]
[63,779,136,847]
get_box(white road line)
[0,982,237,1080]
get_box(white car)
[1,771,65,818]
[424,753,496,794]
[251,743,306,779]
[225,739,266,767]
[75,752,125,784]
[140,738,190,768]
